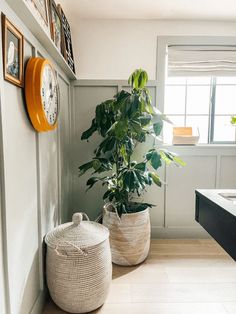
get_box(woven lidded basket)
[45,212,112,313]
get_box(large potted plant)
[79,69,184,266]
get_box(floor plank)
[43,239,236,314]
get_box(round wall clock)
[25,57,59,132]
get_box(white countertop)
[196,189,236,217]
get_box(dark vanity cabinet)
[195,190,236,261]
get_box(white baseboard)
[151,226,210,238]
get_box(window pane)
[186,86,210,114]
[187,77,211,85]
[186,116,209,143]
[215,86,236,115]
[163,116,185,144]
[164,86,186,114]
[216,77,236,84]
[213,116,236,142]
[165,76,186,85]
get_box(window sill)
[162,143,236,149]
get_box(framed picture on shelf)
[57,4,76,74]
[31,0,48,25]
[48,0,63,54]
[1,14,24,87]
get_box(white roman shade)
[168,45,236,76]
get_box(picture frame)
[57,4,76,74]
[31,0,48,25]
[48,0,63,54]
[1,14,24,88]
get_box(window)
[164,76,236,144]
[163,45,236,144]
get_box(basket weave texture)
[45,212,112,313]
[103,205,151,266]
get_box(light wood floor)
[43,239,236,314]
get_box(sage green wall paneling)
[2,39,40,314]
[38,130,59,237]
[0,197,6,314]
[72,85,118,220]
[0,97,7,314]
[165,156,217,228]
[219,156,236,188]
[58,75,71,223]
[0,0,72,313]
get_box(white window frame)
[156,36,236,146]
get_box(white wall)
[0,1,71,313]
[70,19,236,79]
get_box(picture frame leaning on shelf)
[57,4,76,74]
[48,0,64,54]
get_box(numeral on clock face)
[41,64,59,125]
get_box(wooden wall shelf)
[6,0,77,80]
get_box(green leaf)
[92,159,101,171]
[145,149,155,161]
[138,70,148,89]
[125,137,134,155]
[149,172,162,187]
[115,90,131,103]
[127,202,154,213]
[94,158,113,173]
[114,120,128,139]
[103,190,112,200]
[78,161,94,176]
[150,151,162,170]
[134,131,146,143]
[81,119,97,140]
[173,156,186,167]
[153,120,163,136]
[123,171,135,192]
[231,116,236,125]
[130,119,143,134]
[128,69,148,89]
[134,162,147,172]
[103,137,116,153]
[139,115,152,126]
[129,95,140,117]
[134,170,146,189]
[86,177,101,191]
[116,203,126,217]
[95,137,116,156]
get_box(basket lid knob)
[72,213,83,225]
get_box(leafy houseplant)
[79,69,184,215]
[231,116,236,125]
[79,69,184,265]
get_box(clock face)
[41,64,59,125]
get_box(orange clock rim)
[25,57,58,132]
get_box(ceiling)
[58,0,236,21]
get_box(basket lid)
[45,212,109,249]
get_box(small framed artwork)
[57,4,76,74]
[48,0,63,54]
[31,0,48,25]
[1,14,24,87]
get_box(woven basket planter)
[103,204,151,266]
[45,212,112,313]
